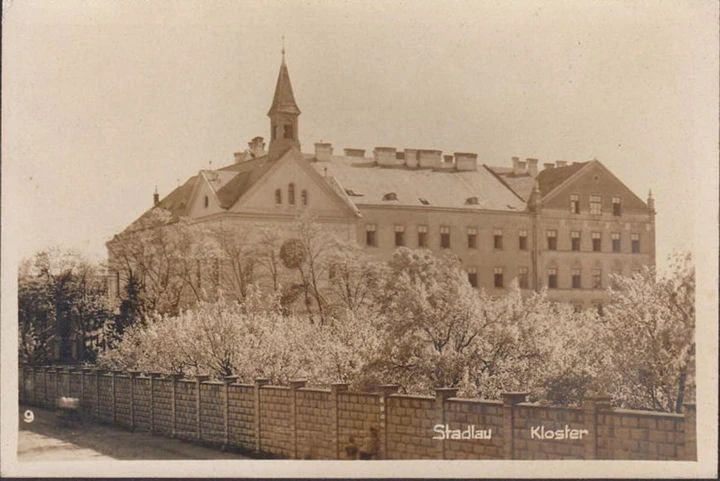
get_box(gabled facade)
[108,54,656,311]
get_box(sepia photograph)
[1,0,717,478]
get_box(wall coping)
[297,387,332,394]
[516,402,583,412]
[609,408,685,419]
[447,398,503,406]
[387,394,435,401]
[260,385,291,391]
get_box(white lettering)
[432,424,493,440]
[529,425,589,440]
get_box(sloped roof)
[308,155,526,211]
[484,166,537,201]
[535,162,588,197]
[215,155,276,208]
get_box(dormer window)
[465,196,479,205]
[288,183,295,205]
[383,192,398,201]
[275,188,282,205]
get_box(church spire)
[268,41,301,159]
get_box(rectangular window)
[548,268,558,289]
[590,195,602,215]
[518,267,529,289]
[611,232,621,253]
[612,196,622,216]
[519,230,528,250]
[592,268,602,288]
[631,233,640,254]
[494,267,504,288]
[571,268,581,289]
[418,225,428,248]
[571,231,581,251]
[365,224,377,247]
[283,124,293,139]
[467,267,478,288]
[493,229,503,250]
[467,227,477,249]
[440,226,451,249]
[547,230,557,250]
[394,225,405,247]
[592,232,602,252]
[570,194,580,214]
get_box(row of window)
[275,183,309,206]
[570,194,622,216]
[467,266,617,290]
[365,224,642,254]
[271,123,295,141]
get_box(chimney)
[512,157,527,175]
[544,163,555,170]
[404,149,419,168]
[438,154,455,170]
[234,151,246,163]
[556,160,567,167]
[455,152,478,171]
[314,142,333,162]
[343,148,366,157]
[527,158,538,176]
[418,149,442,169]
[373,146,398,167]
[248,136,266,158]
[153,186,160,207]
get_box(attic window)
[345,189,364,197]
[419,198,430,205]
[465,196,479,205]
[383,192,398,201]
[204,195,209,208]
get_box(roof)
[307,155,526,211]
[215,155,276,208]
[485,167,537,201]
[535,162,588,197]
[486,161,590,200]
[267,59,300,116]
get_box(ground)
[17,404,249,460]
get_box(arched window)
[204,195,209,208]
[301,189,308,206]
[288,183,295,205]
[284,124,293,139]
[275,188,282,205]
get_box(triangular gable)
[186,171,228,218]
[230,148,359,218]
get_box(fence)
[18,365,696,460]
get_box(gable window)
[417,225,428,248]
[204,195,209,208]
[518,267,529,289]
[547,268,558,289]
[519,230,528,250]
[394,225,405,247]
[571,268,581,289]
[612,196,622,216]
[631,233,640,253]
[275,188,282,205]
[440,226,451,249]
[570,194,580,214]
[467,267,478,288]
[611,232,621,253]
[365,224,377,247]
[493,229,503,250]
[592,268,602,288]
[571,231,581,251]
[467,227,478,249]
[590,194,602,215]
[592,232,602,252]
[301,189,308,206]
[283,124,293,139]
[494,267,504,288]
[546,230,557,251]
[288,183,295,205]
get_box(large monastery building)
[109,53,656,311]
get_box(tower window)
[418,225,428,248]
[272,125,277,141]
[547,268,558,289]
[592,232,602,252]
[590,194,602,215]
[467,267,478,288]
[440,226,451,249]
[612,196,622,216]
[570,194,580,214]
[301,189,308,206]
[275,188,282,205]
[493,229,503,250]
[288,183,295,205]
[365,224,377,247]
[611,232,621,252]
[546,230,557,251]
[394,225,405,247]
[494,267,504,288]
[518,267,529,289]
[571,231,581,251]
[467,227,477,249]
[283,124,293,139]
[519,230,528,250]
[571,268,581,289]
[631,233,640,253]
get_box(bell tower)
[267,42,301,160]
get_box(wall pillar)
[289,379,307,459]
[378,384,400,460]
[254,378,269,453]
[683,402,697,461]
[81,367,92,413]
[195,375,210,440]
[111,370,122,424]
[582,393,611,460]
[434,388,458,459]
[330,383,349,460]
[170,374,180,438]
[95,370,102,419]
[128,370,140,431]
[148,372,162,434]
[222,376,239,449]
[501,391,529,460]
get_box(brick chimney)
[512,157,527,175]
[455,152,478,171]
[314,142,333,162]
[248,136,266,158]
[418,149,442,169]
[527,158,538,176]
[544,163,554,170]
[556,160,568,167]
[374,147,398,166]
[404,149,419,168]
[343,148,366,157]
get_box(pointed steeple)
[268,41,301,160]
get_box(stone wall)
[19,365,696,461]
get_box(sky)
[2,0,718,272]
